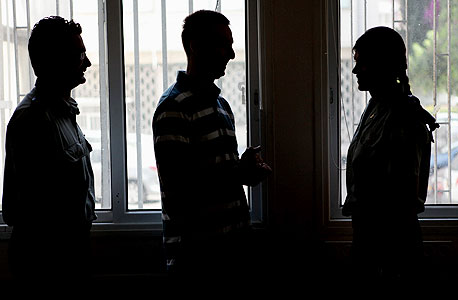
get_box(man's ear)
[189,39,201,56]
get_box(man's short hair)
[181,10,230,56]
[28,16,82,75]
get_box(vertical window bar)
[0,4,4,97]
[70,0,75,99]
[433,0,438,204]
[12,0,20,104]
[106,0,128,219]
[447,0,451,203]
[98,0,111,209]
[393,2,409,66]
[392,0,395,29]
[189,0,193,14]
[26,0,33,90]
[133,0,143,208]
[217,1,222,89]
[161,0,168,91]
[405,0,408,69]
[363,0,367,106]
[0,2,5,166]
[56,0,60,15]
[246,0,263,221]
[6,0,12,105]
[69,0,74,116]
[350,0,355,134]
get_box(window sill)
[91,222,163,237]
[0,221,163,240]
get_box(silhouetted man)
[153,10,271,288]
[2,16,96,288]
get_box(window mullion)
[105,0,128,223]
[25,0,34,90]
[12,0,20,105]
[447,0,452,204]
[246,0,264,223]
[98,0,111,210]
[161,0,168,91]
[133,0,144,209]
[433,0,438,204]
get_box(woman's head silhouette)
[352,26,410,95]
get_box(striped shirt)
[152,71,251,271]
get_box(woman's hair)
[353,26,411,95]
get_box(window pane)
[122,0,247,210]
[72,1,111,210]
[340,0,458,205]
[0,0,110,211]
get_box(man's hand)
[239,146,272,186]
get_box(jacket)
[2,87,97,229]
[343,93,438,217]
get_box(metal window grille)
[340,0,456,206]
[0,0,250,219]
[0,0,110,212]
[126,0,247,209]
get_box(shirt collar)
[176,71,221,100]
[32,83,80,116]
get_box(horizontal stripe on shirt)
[174,91,193,102]
[155,134,190,144]
[199,128,235,142]
[164,236,182,244]
[215,153,238,164]
[192,107,214,120]
[217,107,233,119]
[155,111,190,122]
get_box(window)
[121,0,247,211]
[0,0,262,226]
[0,0,110,213]
[330,0,458,218]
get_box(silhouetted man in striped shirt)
[153,10,271,289]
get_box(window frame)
[0,0,265,230]
[327,0,458,221]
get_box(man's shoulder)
[8,89,57,134]
[8,91,37,126]
[216,95,232,109]
[154,82,195,116]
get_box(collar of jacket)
[31,85,80,117]
[176,70,221,101]
[371,92,439,133]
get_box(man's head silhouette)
[182,10,235,81]
[28,16,91,93]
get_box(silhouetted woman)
[342,26,438,288]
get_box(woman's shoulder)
[387,94,435,142]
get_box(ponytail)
[398,70,412,96]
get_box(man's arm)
[2,123,19,226]
[153,107,194,218]
[2,112,61,225]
